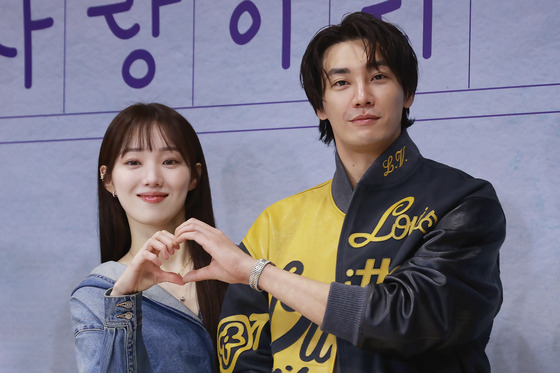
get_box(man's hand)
[174,218,257,285]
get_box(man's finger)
[182,266,213,283]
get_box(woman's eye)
[163,159,179,165]
[372,74,385,81]
[124,160,140,165]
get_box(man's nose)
[353,81,373,107]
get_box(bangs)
[118,120,177,156]
[360,39,383,69]
[101,102,197,172]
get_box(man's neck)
[337,148,379,188]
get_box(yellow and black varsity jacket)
[217,130,506,373]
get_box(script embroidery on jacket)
[383,145,406,176]
[349,196,438,248]
[218,313,269,373]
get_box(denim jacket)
[70,261,216,373]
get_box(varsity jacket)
[217,130,505,373]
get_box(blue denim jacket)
[70,262,216,373]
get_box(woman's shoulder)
[89,261,126,280]
[71,261,124,297]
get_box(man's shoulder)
[421,158,494,186]
[422,157,473,177]
[267,179,333,210]
[250,179,337,228]
[419,157,501,204]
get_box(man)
[179,11,505,372]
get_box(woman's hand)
[112,230,185,296]
[174,218,257,285]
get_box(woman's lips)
[137,192,168,203]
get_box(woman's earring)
[112,191,116,198]
[100,172,105,181]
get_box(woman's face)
[102,128,198,232]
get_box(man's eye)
[333,80,348,87]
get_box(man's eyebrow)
[326,60,389,76]
[326,67,350,76]
[367,60,388,69]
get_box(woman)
[70,103,227,372]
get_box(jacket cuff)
[322,282,367,345]
[103,288,142,326]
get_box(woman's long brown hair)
[97,102,227,351]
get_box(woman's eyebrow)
[120,146,179,155]
[158,146,180,152]
[120,147,142,156]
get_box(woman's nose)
[143,164,163,186]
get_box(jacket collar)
[331,130,422,213]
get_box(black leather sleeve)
[361,196,505,355]
[216,243,273,372]
[326,196,506,358]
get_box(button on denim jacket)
[70,262,216,373]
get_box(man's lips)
[351,114,380,124]
[137,192,168,203]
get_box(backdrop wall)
[0,1,558,372]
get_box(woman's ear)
[188,163,202,191]
[99,165,114,194]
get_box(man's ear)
[99,165,114,194]
[188,163,202,191]
[317,109,328,121]
[404,93,415,109]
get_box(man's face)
[317,39,414,159]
